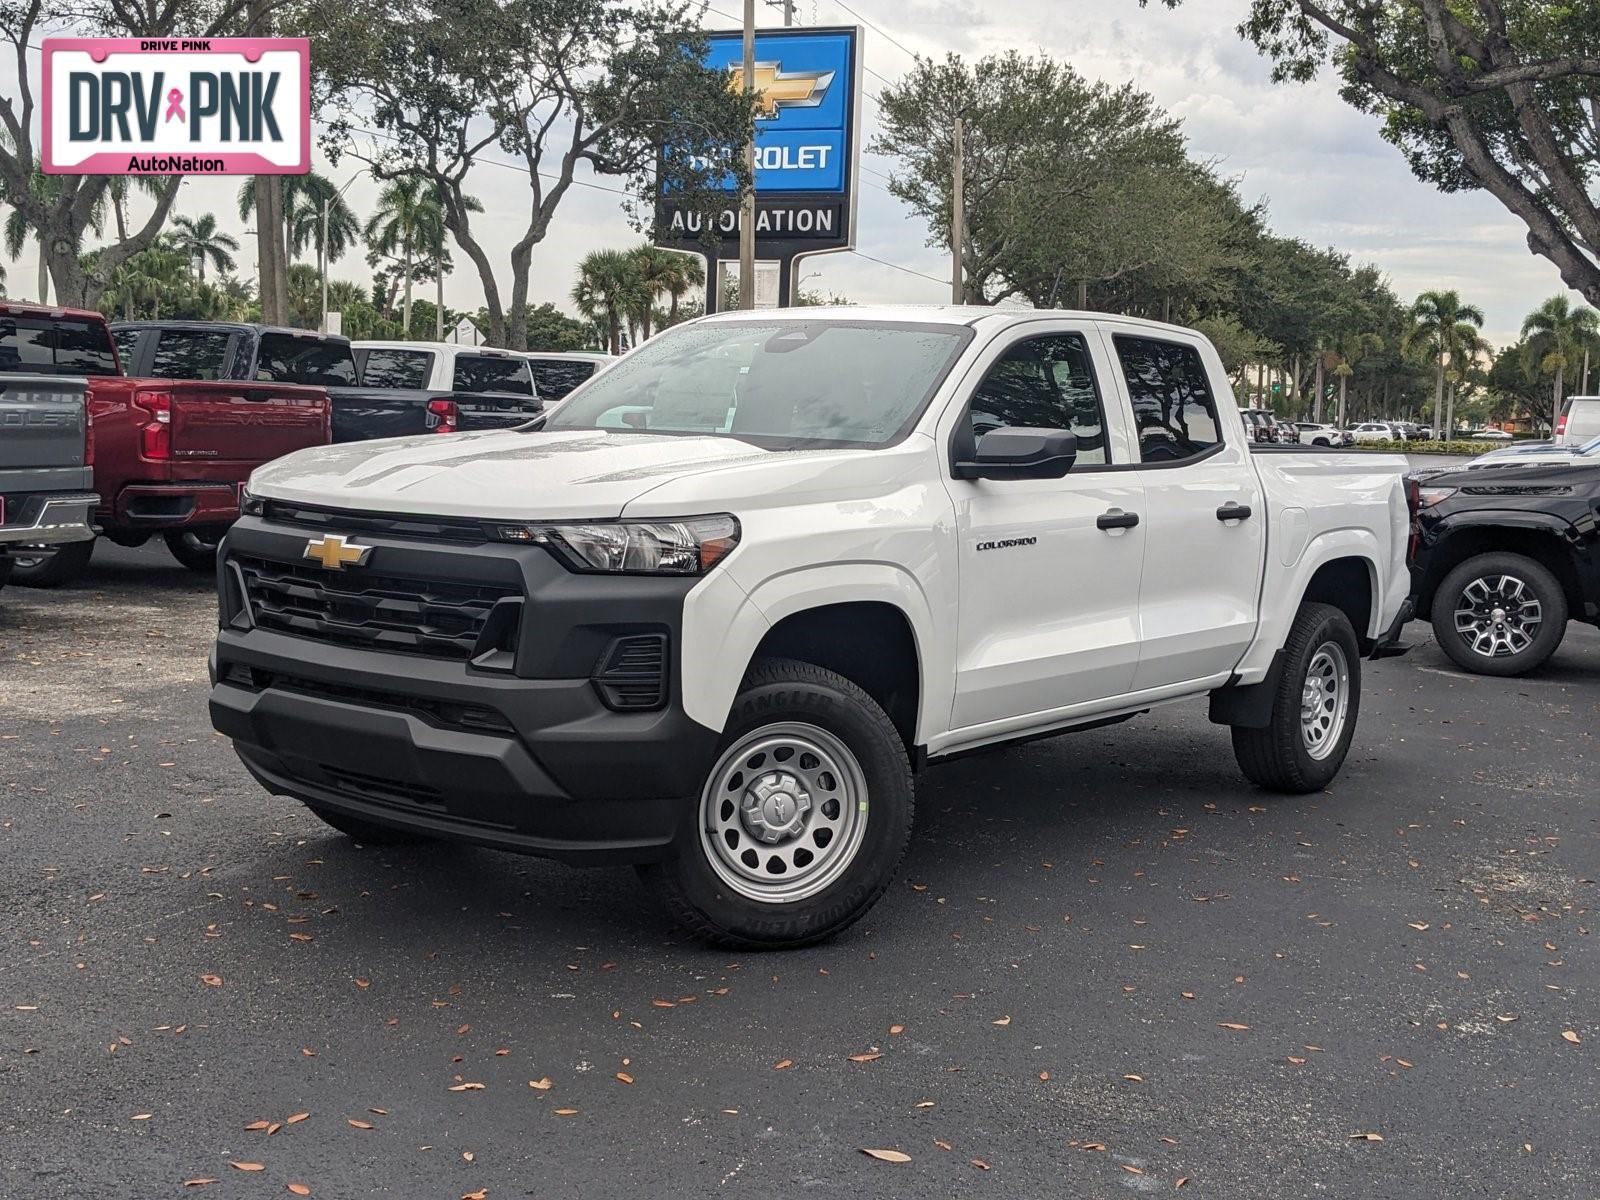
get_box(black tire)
[7,537,95,588]
[638,657,914,949]
[1429,552,1568,677]
[304,802,432,846]
[165,527,226,573]
[1232,602,1361,794]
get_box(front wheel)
[639,658,914,949]
[1232,602,1361,794]
[1430,552,1567,677]
[165,527,227,573]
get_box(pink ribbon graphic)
[164,88,185,123]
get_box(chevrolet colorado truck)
[0,305,100,594]
[209,308,1414,947]
[5,309,331,586]
[115,322,540,443]
[1407,459,1600,676]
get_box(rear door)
[451,352,543,430]
[1099,326,1266,692]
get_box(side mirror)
[953,426,1078,480]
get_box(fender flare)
[683,561,940,741]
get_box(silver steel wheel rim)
[1299,641,1350,761]
[699,721,869,905]
[1453,575,1542,658]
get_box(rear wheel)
[165,527,226,573]
[303,803,432,846]
[1232,602,1361,794]
[7,537,95,588]
[1430,552,1567,677]
[639,658,914,949]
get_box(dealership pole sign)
[42,38,310,175]
[656,25,860,309]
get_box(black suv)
[1407,462,1600,675]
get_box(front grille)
[593,634,668,711]
[236,555,519,660]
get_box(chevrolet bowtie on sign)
[42,38,309,175]
[303,534,372,571]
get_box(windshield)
[544,320,972,448]
[0,316,119,376]
[256,333,358,386]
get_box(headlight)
[239,486,266,517]
[492,514,741,575]
[1415,486,1457,509]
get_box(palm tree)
[1443,324,1489,438]
[1521,294,1600,432]
[169,213,239,282]
[572,249,647,355]
[288,178,360,286]
[1404,291,1485,436]
[105,176,169,243]
[364,177,431,340]
[626,244,703,340]
[414,187,482,341]
[1330,331,1383,429]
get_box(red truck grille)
[235,555,519,661]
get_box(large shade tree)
[1143,1,1600,307]
[319,0,755,348]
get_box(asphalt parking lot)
[2,540,1595,1200]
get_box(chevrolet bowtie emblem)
[731,62,836,118]
[303,534,372,571]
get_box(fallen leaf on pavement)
[288,1186,312,1197]
[245,1121,272,1131]
[615,1072,634,1085]
[860,1149,911,1163]
[182,1180,219,1188]
[229,1162,265,1171]
[1562,1031,1581,1044]
[848,1053,881,1063]
[992,1016,1012,1026]
[201,975,223,988]
[529,1078,553,1090]
[347,1119,374,1130]
[1348,1133,1383,1142]
[970,1158,990,1170]
[1217,1023,1250,1031]
[286,1113,310,1125]
[448,1083,485,1092]
[553,1108,579,1116]
[462,1191,488,1200]
[773,1059,793,1070]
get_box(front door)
[947,328,1147,731]
[1100,327,1266,692]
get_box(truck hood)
[248,428,789,520]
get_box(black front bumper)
[209,515,721,865]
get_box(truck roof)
[111,319,351,343]
[696,304,1212,339]
[0,300,109,323]
[352,340,522,355]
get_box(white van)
[1556,396,1600,445]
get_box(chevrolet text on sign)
[42,38,310,175]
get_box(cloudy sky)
[8,0,1575,346]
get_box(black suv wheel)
[1430,552,1567,677]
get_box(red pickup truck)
[0,304,331,586]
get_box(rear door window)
[452,354,534,395]
[1113,335,1223,464]
[111,328,142,371]
[356,348,434,389]
[0,316,119,376]
[256,333,357,386]
[150,328,233,380]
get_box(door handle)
[1215,502,1253,522]
[1096,509,1140,531]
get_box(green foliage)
[1143,0,1600,306]
[523,303,597,352]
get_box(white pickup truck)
[210,307,1413,947]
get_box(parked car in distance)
[1351,422,1402,444]
[1272,417,1301,444]
[1465,434,1600,469]
[1240,408,1278,443]
[520,350,615,403]
[352,340,546,431]
[1294,422,1351,447]
[1468,428,1514,441]
[0,304,100,593]
[1408,460,1600,675]
[210,306,1414,947]
[7,309,332,585]
[114,323,537,444]
[1554,396,1600,445]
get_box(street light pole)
[319,197,330,332]
[739,0,756,310]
